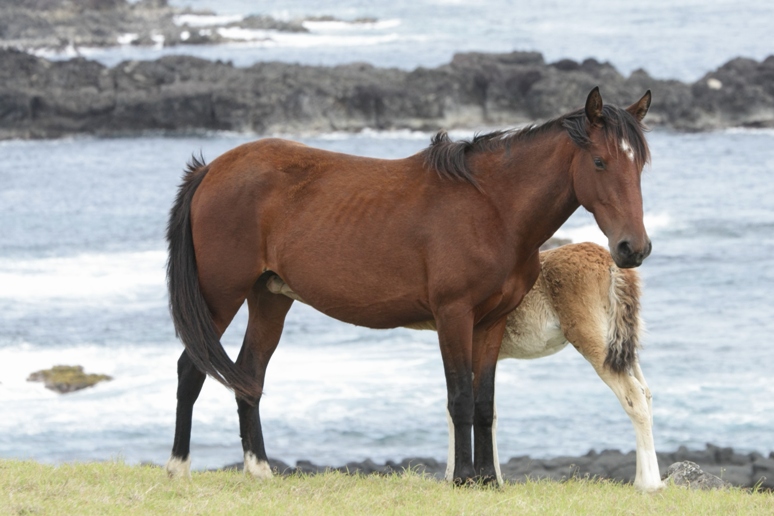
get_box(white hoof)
[244,452,273,480]
[166,456,191,479]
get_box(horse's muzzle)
[613,239,652,268]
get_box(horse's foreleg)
[236,276,294,480]
[436,308,475,485]
[471,318,507,485]
[166,350,207,478]
[594,362,663,492]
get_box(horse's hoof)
[452,477,478,488]
[477,474,500,487]
[165,456,191,479]
[244,452,273,480]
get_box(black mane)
[423,105,650,186]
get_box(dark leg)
[166,350,207,478]
[436,307,476,485]
[236,275,294,478]
[472,317,507,485]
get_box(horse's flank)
[268,242,642,374]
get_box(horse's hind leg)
[585,352,663,491]
[166,350,206,478]
[235,274,294,479]
[632,361,654,426]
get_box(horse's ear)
[626,90,652,122]
[585,87,604,126]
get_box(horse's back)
[499,242,626,361]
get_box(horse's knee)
[448,390,474,425]
[473,398,495,427]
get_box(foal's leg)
[166,350,206,478]
[236,275,294,479]
[471,317,508,485]
[436,307,476,484]
[588,357,663,491]
[632,361,654,426]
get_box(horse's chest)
[498,289,568,360]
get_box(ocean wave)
[0,251,166,303]
[214,28,404,47]
[555,212,671,246]
[301,19,402,31]
[173,14,245,27]
[723,127,774,137]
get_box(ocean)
[2,0,774,470]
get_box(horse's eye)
[593,157,605,169]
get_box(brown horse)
[266,242,662,491]
[165,87,652,484]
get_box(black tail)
[166,154,260,401]
[604,266,642,374]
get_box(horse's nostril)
[645,240,653,258]
[617,240,632,257]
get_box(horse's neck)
[477,133,579,252]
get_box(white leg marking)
[445,408,455,482]
[244,451,273,479]
[165,456,191,479]
[601,369,664,492]
[492,396,503,486]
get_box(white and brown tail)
[604,266,643,374]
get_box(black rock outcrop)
[2,47,774,140]
[219,444,774,489]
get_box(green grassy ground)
[1,460,772,515]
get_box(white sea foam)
[213,28,403,48]
[302,19,402,31]
[0,251,166,303]
[173,14,244,27]
[724,127,774,137]
[116,33,138,45]
[555,212,672,246]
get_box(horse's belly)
[498,291,568,360]
[267,272,431,329]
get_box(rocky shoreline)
[216,444,774,489]
[1,45,774,140]
[0,0,312,52]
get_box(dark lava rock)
[1,46,773,140]
[220,444,772,489]
[27,365,112,393]
[0,0,309,52]
[666,461,730,490]
[752,457,774,490]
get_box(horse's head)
[569,87,652,268]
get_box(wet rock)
[1,46,773,140]
[27,365,112,393]
[0,0,311,53]
[752,457,774,490]
[666,461,730,490]
[206,444,774,489]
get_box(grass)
[1,460,773,515]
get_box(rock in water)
[666,461,730,490]
[27,365,112,394]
